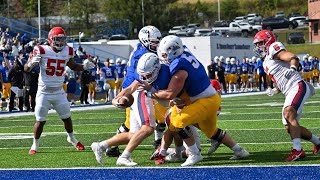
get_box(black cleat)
[106,146,121,157]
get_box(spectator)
[79,69,90,105]
[207,59,216,80]
[65,66,78,106]
[0,60,11,110]
[8,58,24,112]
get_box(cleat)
[313,143,320,155]
[29,150,37,155]
[75,142,85,151]
[106,146,121,157]
[229,149,250,160]
[150,147,161,160]
[91,142,104,164]
[208,139,221,155]
[153,139,162,149]
[165,152,183,162]
[286,149,306,162]
[116,156,138,166]
[181,153,202,167]
[155,155,166,165]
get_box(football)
[118,93,134,108]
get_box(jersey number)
[46,59,65,76]
[181,53,200,69]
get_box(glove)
[83,59,95,70]
[32,56,41,63]
[266,87,278,96]
[170,98,185,109]
[284,68,295,79]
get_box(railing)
[0,16,48,39]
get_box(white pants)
[129,91,156,133]
[35,88,71,121]
[282,80,314,125]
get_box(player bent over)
[25,27,95,155]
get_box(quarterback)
[25,27,95,155]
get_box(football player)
[114,58,125,96]
[0,59,11,111]
[148,35,249,166]
[88,60,98,104]
[25,27,95,155]
[104,26,165,157]
[91,53,171,166]
[253,30,320,161]
[100,59,118,102]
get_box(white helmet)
[257,57,262,62]
[231,58,236,64]
[116,58,121,64]
[308,56,313,62]
[137,52,161,84]
[121,60,127,65]
[219,56,224,62]
[138,25,161,53]
[109,59,115,65]
[251,56,257,62]
[245,58,250,63]
[225,57,230,63]
[214,56,219,63]
[303,55,309,61]
[157,35,184,65]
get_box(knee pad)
[117,123,130,134]
[176,126,192,139]
[155,122,166,132]
[211,128,226,142]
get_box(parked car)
[261,17,298,30]
[202,32,223,37]
[288,12,302,19]
[213,20,229,27]
[233,16,247,23]
[194,29,212,36]
[109,34,128,40]
[289,16,308,27]
[247,13,262,24]
[176,30,194,37]
[238,22,262,35]
[287,32,305,44]
[168,26,186,35]
[275,11,285,18]
[185,23,200,36]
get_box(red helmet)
[48,27,67,51]
[210,80,222,94]
[253,30,276,58]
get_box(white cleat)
[165,152,183,162]
[229,149,250,160]
[208,139,221,155]
[181,153,202,167]
[116,156,138,166]
[91,142,104,164]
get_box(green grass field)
[1,90,320,168]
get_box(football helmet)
[231,58,236,64]
[225,57,230,64]
[213,56,219,63]
[138,26,161,53]
[116,58,122,64]
[308,56,313,62]
[210,79,222,95]
[253,30,276,58]
[109,59,115,65]
[303,55,309,61]
[157,35,184,65]
[48,27,67,51]
[219,56,225,62]
[137,52,161,84]
[121,60,127,65]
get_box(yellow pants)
[313,69,319,78]
[168,94,220,138]
[89,81,97,93]
[228,74,237,84]
[106,79,116,89]
[241,74,248,82]
[115,79,124,90]
[2,83,11,99]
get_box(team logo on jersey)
[273,44,280,51]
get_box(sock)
[231,144,242,152]
[121,150,131,158]
[159,148,167,156]
[31,138,39,150]
[98,141,109,150]
[154,130,163,142]
[310,134,320,145]
[188,143,199,154]
[175,146,184,157]
[292,138,302,151]
[67,132,78,143]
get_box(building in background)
[308,0,320,42]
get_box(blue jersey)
[308,61,314,71]
[301,61,310,72]
[122,43,150,88]
[89,67,97,82]
[169,46,210,97]
[225,63,231,74]
[0,66,10,83]
[151,64,171,90]
[101,66,116,79]
[230,64,237,74]
[241,63,249,74]
[115,64,125,79]
[256,59,265,74]
[312,60,319,70]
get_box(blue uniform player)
[149,35,249,166]
[91,26,164,166]
[115,58,126,95]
